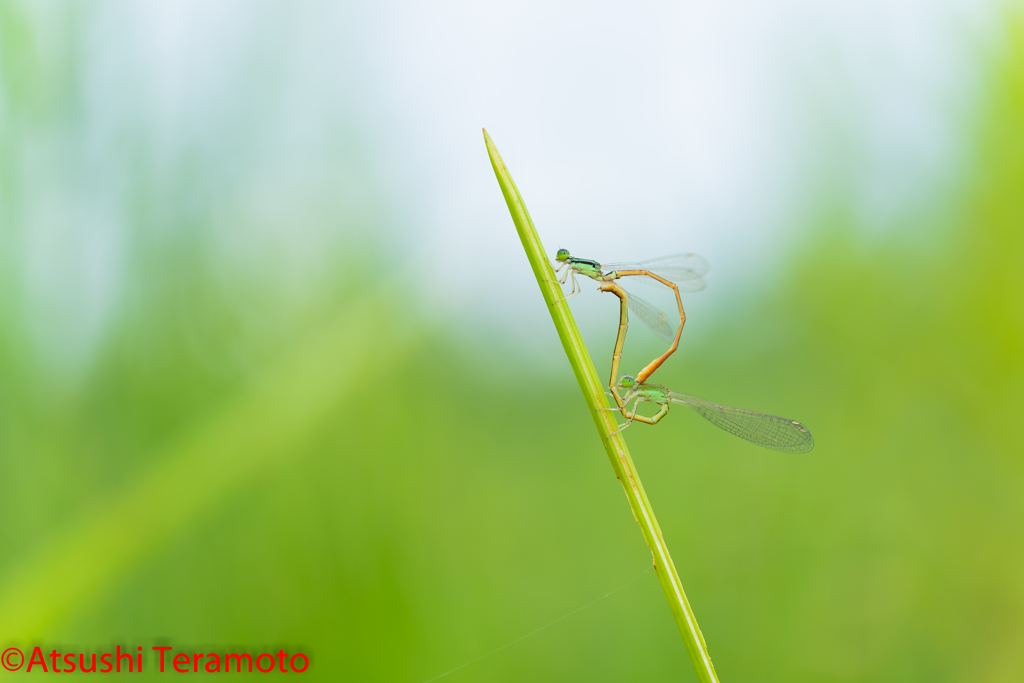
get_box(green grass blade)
[483,129,720,683]
[0,296,416,646]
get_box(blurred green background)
[1,2,1023,681]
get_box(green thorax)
[558,251,616,282]
[634,383,671,403]
[568,257,607,281]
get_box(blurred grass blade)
[0,295,415,648]
[483,129,720,683]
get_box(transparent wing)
[604,253,710,281]
[668,392,815,453]
[639,253,711,275]
[621,286,676,342]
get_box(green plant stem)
[484,128,720,683]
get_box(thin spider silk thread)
[420,564,654,683]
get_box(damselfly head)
[617,375,637,389]
[555,248,570,262]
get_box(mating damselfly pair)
[553,249,814,454]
